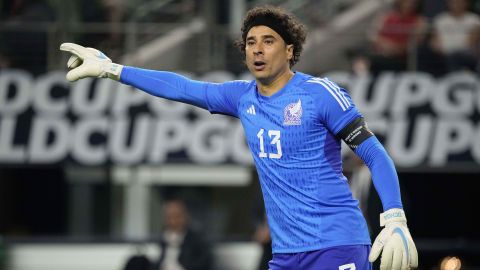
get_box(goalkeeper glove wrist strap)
[103,63,123,81]
[380,208,406,226]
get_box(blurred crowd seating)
[0,0,200,74]
[2,0,478,77]
[350,0,480,77]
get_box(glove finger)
[408,238,418,268]
[67,55,82,69]
[379,241,394,270]
[60,43,89,59]
[66,68,80,82]
[390,237,404,270]
[369,229,388,262]
[66,63,93,82]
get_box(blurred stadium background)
[0,0,479,269]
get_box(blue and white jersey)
[120,68,401,254]
[204,72,370,253]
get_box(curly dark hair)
[234,6,307,68]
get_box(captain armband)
[337,118,374,150]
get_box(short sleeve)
[306,77,362,135]
[205,80,251,117]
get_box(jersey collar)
[255,71,304,101]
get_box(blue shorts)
[268,245,372,270]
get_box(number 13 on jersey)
[257,129,282,159]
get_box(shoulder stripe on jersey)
[306,78,348,111]
[324,78,351,108]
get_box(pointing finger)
[60,43,88,59]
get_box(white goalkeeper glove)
[59,42,123,82]
[369,208,418,270]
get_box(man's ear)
[286,44,294,60]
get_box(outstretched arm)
[120,67,210,110]
[60,42,246,117]
[60,42,210,109]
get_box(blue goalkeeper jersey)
[207,72,370,253]
[120,68,402,253]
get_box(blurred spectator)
[155,199,213,270]
[0,0,56,75]
[369,0,426,75]
[123,245,153,270]
[431,0,480,72]
[346,47,372,76]
[100,0,124,48]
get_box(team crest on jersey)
[283,99,302,126]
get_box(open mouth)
[253,61,266,71]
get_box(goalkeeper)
[60,6,418,270]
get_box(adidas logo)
[247,105,256,115]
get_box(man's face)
[449,0,468,13]
[164,201,188,232]
[399,0,418,12]
[245,25,293,84]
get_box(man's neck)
[257,69,294,97]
